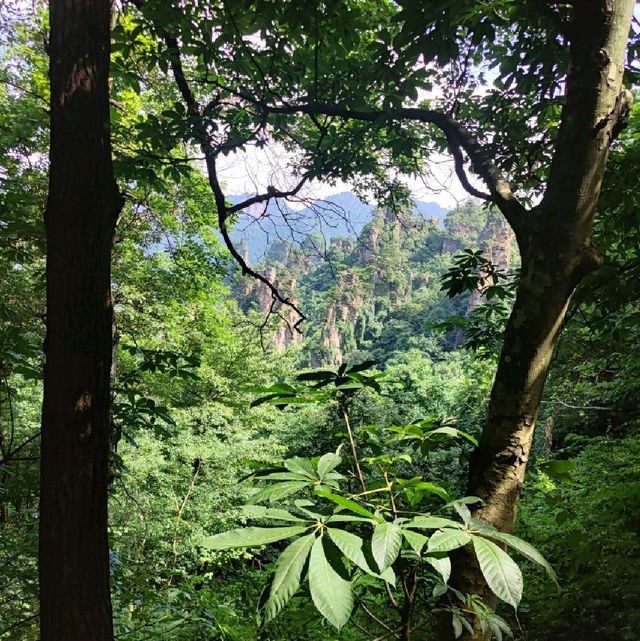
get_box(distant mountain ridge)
[228,191,447,263]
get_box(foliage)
[202,366,555,636]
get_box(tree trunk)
[443,1,636,639]
[39,1,122,639]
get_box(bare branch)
[140,11,307,331]
[233,98,528,231]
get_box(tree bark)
[444,1,636,639]
[39,1,122,639]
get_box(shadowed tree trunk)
[447,1,636,639]
[39,0,122,639]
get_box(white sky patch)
[216,141,473,210]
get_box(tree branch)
[237,98,528,231]
[139,10,307,331]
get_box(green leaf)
[327,528,370,570]
[327,527,394,584]
[201,526,309,550]
[249,481,310,504]
[284,457,317,479]
[257,472,311,481]
[372,521,403,571]
[317,452,342,478]
[308,536,353,629]
[262,533,316,623]
[414,482,452,502]
[296,370,336,381]
[538,459,576,481]
[240,505,308,523]
[424,553,451,583]
[401,528,428,554]
[315,490,379,521]
[426,426,478,445]
[471,536,523,608]
[452,613,463,638]
[427,529,472,553]
[345,360,377,374]
[477,530,557,584]
[405,516,464,530]
[452,502,472,525]
[325,514,378,524]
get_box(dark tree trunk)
[444,1,636,639]
[39,1,122,639]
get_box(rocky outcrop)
[233,199,515,361]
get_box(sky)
[215,137,472,211]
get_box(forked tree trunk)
[445,1,636,639]
[39,1,122,639]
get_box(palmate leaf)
[327,527,396,585]
[257,472,312,481]
[406,515,464,530]
[201,526,309,550]
[249,481,310,504]
[296,369,336,382]
[471,536,523,608]
[425,426,478,446]
[345,360,377,374]
[372,521,403,571]
[261,533,316,623]
[284,457,318,478]
[308,536,353,629]
[317,452,342,478]
[427,528,472,553]
[315,489,379,521]
[401,528,428,554]
[476,530,558,584]
[424,553,451,583]
[239,505,308,523]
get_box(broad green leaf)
[415,482,452,502]
[477,530,557,584]
[262,533,316,623]
[326,514,378,524]
[424,553,451,583]
[308,536,353,629]
[471,536,523,608]
[250,481,309,504]
[328,528,373,571]
[379,565,396,583]
[345,360,377,374]
[257,472,311,481]
[452,502,472,525]
[251,393,295,408]
[372,521,403,571]
[201,526,309,550]
[427,528,472,553]
[335,382,364,390]
[452,613,463,638]
[406,516,464,530]
[315,490,379,521]
[297,370,336,381]
[317,452,342,478]
[284,457,317,479]
[426,426,478,445]
[240,505,308,523]
[248,383,297,395]
[402,528,428,554]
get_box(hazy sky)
[216,140,472,210]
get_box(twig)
[341,404,366,493]
[172,459,202,564]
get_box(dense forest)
[1,1,639,640]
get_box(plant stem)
[341,404,366,493]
